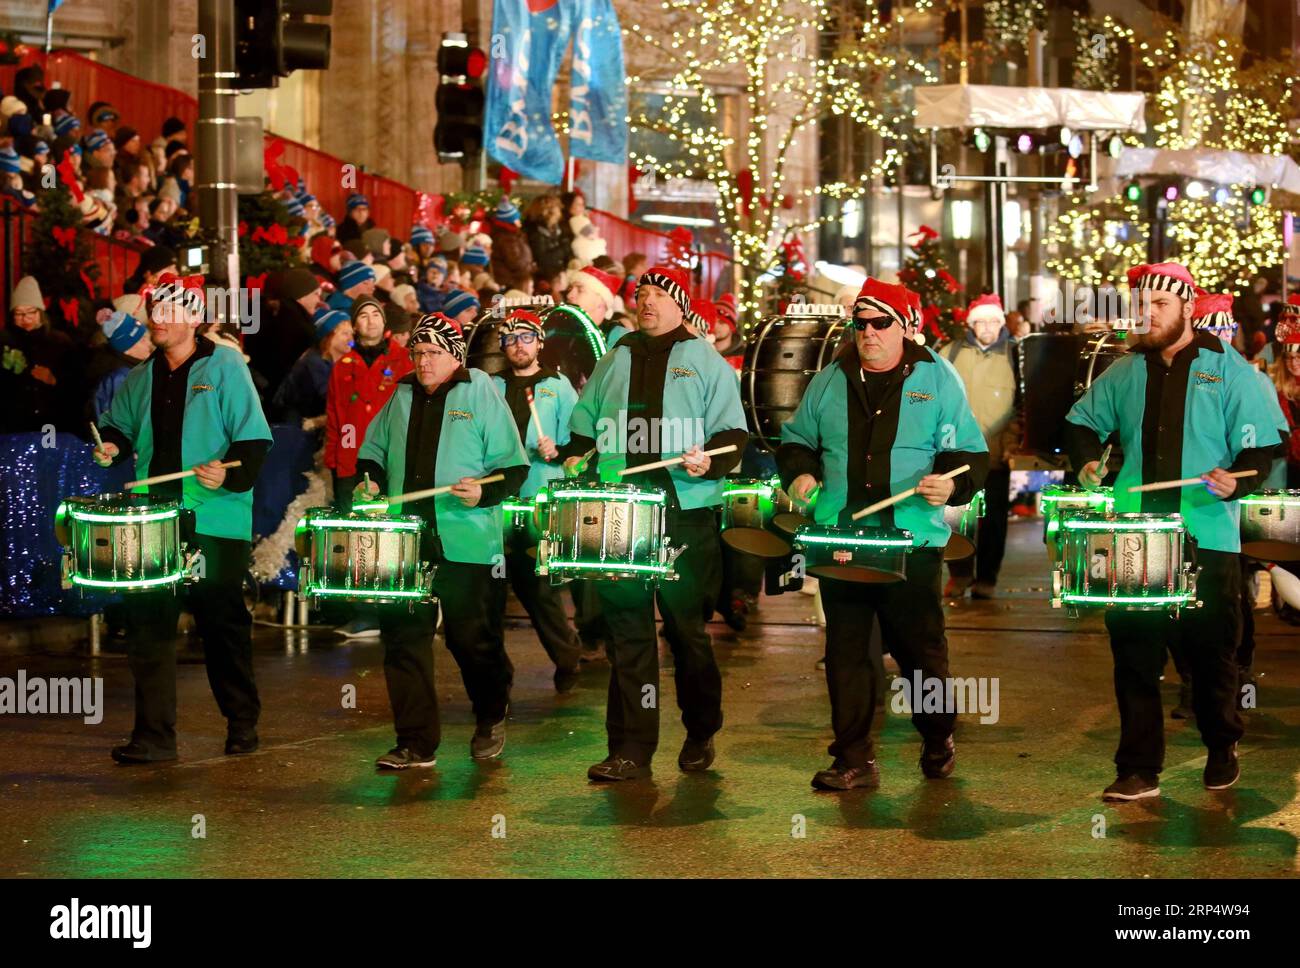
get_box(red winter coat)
[324,339,413,477]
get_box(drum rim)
[1240,489,1300,505]
[794,525,914,546]
[61,493,183,520]
[301,506,425,529]
[545,482,667,501]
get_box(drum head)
[808,564,904,584]
[944,534,976,561]
[722,527,792,559]
[1242,540,1300,563]
[772,511,809,536]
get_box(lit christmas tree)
[897,225,964,344]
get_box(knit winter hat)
[499,308,545,339]
[282,194,306,218]
[362,228,391,260]
[441,288,480,319]
[494,197,522,226]
[1126,262,1196,302]
[410,225,435,247]
[688,297,717,338]
[410,312,466,363]
[965,293,1006,327]
[83,128,111,152]
[148,272,206,317]
[1191,291,1235,332]
[53,114,80,138]
[337,260,376,291]
[853,278,921,330]
[280,267,321,302]
[102,309,147,352]
[10,275,43,312]
[345,192,369,212]
[313,308,350,340]
[636,265,692,319]
[716,292,738,329]
[576,265,620,312]
[461,244,489,268]
[0,146,21,174]
[0,95,26,118]
[438,228,466,254]
[391,284,416,310]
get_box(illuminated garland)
[983,0,1048,53]
[1045,199,1149,288]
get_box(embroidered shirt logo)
[448,409,473,422]
[1193,371,1222,385]
[670,366,697,380]
[905,390,934,404]
[536,386,557,398]
[191,384,214,394]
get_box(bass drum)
[1020,330,1129,457]
[465,302,608,389]
[742,306,850,452]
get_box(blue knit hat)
[53,114,81,138]
[429,255,448,273]
[461,244,489,268]
[83,128,111,152]
[346,193,369,212]
[321,212,336,229]
[0,146,21,174]
[283,195,306,217]
[441,288,480,319]
[337,260,376,291]
[101,310,147,353]
[313,308,350,340]
[410,224,435,247]
[32,141,49,157]
[299,193,316,206]
[326,290,354,312]
[494,197,521,226]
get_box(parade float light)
[1249,186,1267,205]
[1107,134,1124,158]
[1185,180,1207,199]
[1016,133,1035,154]
[813,260,868,287]
[1124,181,1143,203]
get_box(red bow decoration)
[251,224,289,246]
[780,236,808,282]
[53,226,77,251]
[57,156,84,203]
[909,225,940,246]
[79,268,98,300]
[263,138,300,193]
[938,269,962,294]
[920,304,945,341]
[59,297,81,326]
[666,227,694,269]
[237,220,249,238]
[499,166,519,195]
[736,169,754,215]
[628,165,643,214]
[245,273,268,291]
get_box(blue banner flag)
[568,0,628,166]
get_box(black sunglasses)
[848,315,896,332]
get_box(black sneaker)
[554,665,580,694]
[1171,680,1194,720]
[678,736,715,772]
[920,735,956,779]
[723,596,748,632]
[1102,773,1160,802]
[970,581,997,600]
[587,755,651,782]
[375,746,437,770]
[811,760,879,791]
[1204,744,1240,790]
[224,732,259,756]
[111,742,177,765]
[471,714,507,761]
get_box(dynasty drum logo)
[670,366,697,380]
[449,409,473,422]
[1120,535,1143,584]
[355,532,376,581]
[906,391,934,404]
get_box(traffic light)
[1124,181,1143,203]
[433,32,487,163]
[235,0,333,90]
[1249,186,1267,205]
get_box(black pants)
[502,547,581,671]
[821,549,952,767]
[719,540,765,605]
[1103,547,1244,777]
[1238,557,1258,671]
[123,534,259,755]
[948,466,1010,585]
[594,507,723,763]
[380,560,512,757]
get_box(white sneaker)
[334,620,381,639]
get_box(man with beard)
[490,309,583,692]
[1066,262,1284,801]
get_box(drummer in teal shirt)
[1065,262,1284,804]
[353,312,528,771]
[489,309,583,692]
[93,273,272,766]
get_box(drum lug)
[1050,565,1063,608]
[536,538,550,576]
[61,552,74,591]
[660,542,686,581]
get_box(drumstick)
[1127,470,1257,494]
[850,464,971,521]
[126,460,242,489]
[526,388,545,440]
[566,447,597,478]
[89,422,104,449]
[385,473,505,505]
[617,444,739,477]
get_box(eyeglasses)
[848,315,896,332]
[410,347,447,362]
[499,331,539,348]
[12,307,40,318]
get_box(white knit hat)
[10,275,43,312]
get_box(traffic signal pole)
[197,0,240,305]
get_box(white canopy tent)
[1111,148,1300,193]
[914,84,1147,133]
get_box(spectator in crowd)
[618,251,647,306]
[712,292,744,370]
[87,103,120,137]
[337,193,375,244]
[12,65,47,118]
[372,263,395,303]
[409,224,436,270]
[309,234,342,286]
[437,227,466,261]
[143,195,184,248]
[88,297,153,420]
[161,116,187,148]
[941,293,1020,600]
[1236,274,1268,354]
[383,301,413,348]
[53,113,81,141]
[390,283,418,314]
[83,128,116,171]
[123,245,179,296]
[270,308,352,426]
[564,265,619,333]
[246,267,322,388]
[327,260,376,312]
[524,194,569,281]
[112,126,147,182]
[161,152,193,211]
[362,228,391,262]
[441,288,480,329]
[85,167,118,230]
[488,197,534,286]
[0,276,74,433]
[1271,312,1300,487]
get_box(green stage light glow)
[1061,592,1194,606]
[797,533,914,548]
[67,509,181,524]
[550,489,665,504]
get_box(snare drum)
[535,482,679,583]
[56,493,188,593]
[502,494,544,554]
[1052,512,1198,612]
[943,489,985,561]
[793,524,914,583]
[721,479,797,558]
[1240,490,1300,562]
[1041,484,1114,557]
[297,507,435,604]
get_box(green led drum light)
[549,489,665,504]
[797,533,914,548]
[67,508,181,524]
[1061,592,1194,606]
[306,517,422,531]
[72,572,185,590]
[549,303,607,360]
[1240,497,1300,507]
[503,502,536,513]
[1041,492,1112,504]
[547,560,670,575]
[351,502,390,513]
[725,485,774,498]
[306,586,427,599]
[1061,520,1183,532]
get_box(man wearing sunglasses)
[490,309,584,693]
[353,313,529,770]
[777,278,988,791]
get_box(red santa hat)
[1281,293,1300,321]
[688,297,717,338]
[1126,262,1197,302]
[853,278,921,330]
[637,265,692,318]
[965,293,1005,327]
[1191,291,1236,332]
[577,265,620,313]
[1277,302,1300,353]
[716,292,738,329]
